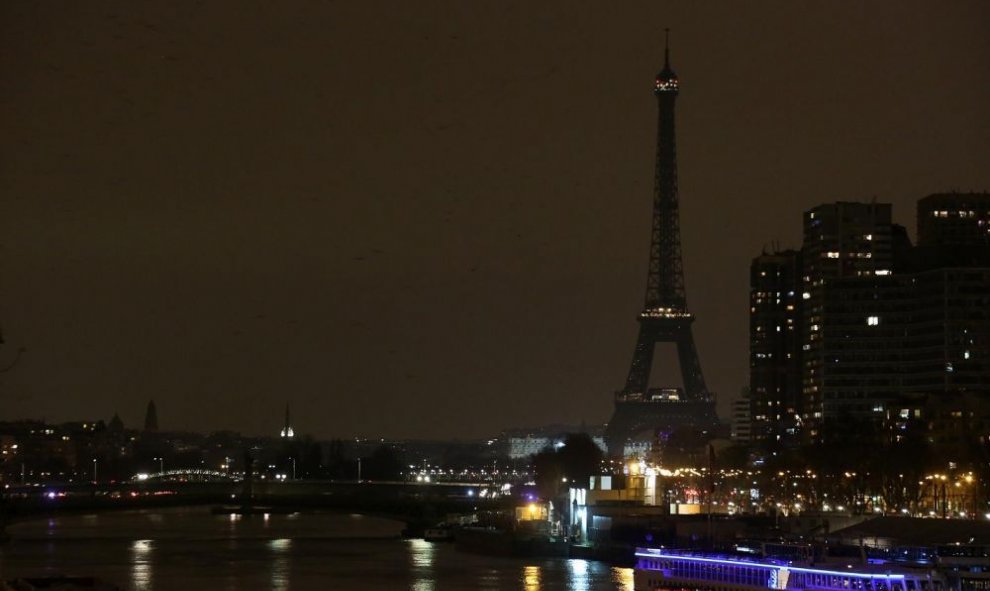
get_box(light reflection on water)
[570,559,591,591]
[4,509,637,590]
[524,565,541,591]
[268,538,291,591]
[409,539,435,591]
[130,539,153,591]
[611,565,635,591]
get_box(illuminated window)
[867,316,879,326]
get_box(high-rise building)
[800,202,894,437]
[753,196,990,444]
[730,388,753,443]
[749,249,803,443]
[605,33,718,456]
[917,192,990,248]
[904,267,990,400]
[818,272,914,424]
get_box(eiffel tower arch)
[605,33,719,457]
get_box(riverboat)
[423,524,454,542]
[634,549,945,591]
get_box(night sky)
[1,2,988,439]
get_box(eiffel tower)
[605,32,718,457]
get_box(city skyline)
[1,2,989,439]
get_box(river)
[0,507,635,590]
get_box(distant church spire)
[144,400,159,432]
[280,403,294,438]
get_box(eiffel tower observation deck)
[605,32,719,457]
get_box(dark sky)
[1,2,988,440]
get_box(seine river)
[0,507,635,590]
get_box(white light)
[867,316,879,326]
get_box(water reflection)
[569,559,590,591]
[130,539,153,591]
[9,509,640,590]
[610,566,635,591]
[268,538,291,591]
[408,538,435,591]
[524,565,541,591]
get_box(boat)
[634,548,945,591]
[423,524,454,542]
[455,526,569,558]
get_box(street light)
[154,457,163,473]
[290,457,296,480]
[92,458,98,483]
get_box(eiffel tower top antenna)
[664,28,670,69]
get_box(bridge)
[132,468,239,482]
[0,479,519,539]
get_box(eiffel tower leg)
[676,330,708,400]
[624,325,656,394]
